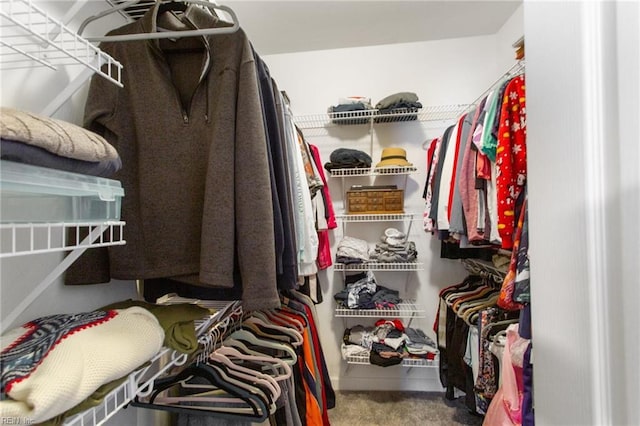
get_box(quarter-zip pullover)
[69,4,279,311]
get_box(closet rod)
[463,59,525,114]
[78,0,239,42]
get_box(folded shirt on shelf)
[324,148,372,171]
[335,236,370,263]
[369,240,417,263]
[378,100,423,114]
[365,227,418,263]
[334,271,401,309]
[341,342,369,359]
[329,102,372,113]
[405,327,439,356]
[328,97,374,124]
[374,92,423,122]
[1,139,122,177]
[338,96,371,105]
[0,107,120,163]
[375,91,423,111]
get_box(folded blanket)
[0,107,119,162]
[0,307,164,423]
[1,139,122,177]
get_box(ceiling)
[221,1,522,55]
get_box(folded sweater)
[0,307,164,423]
[0,107,120,162]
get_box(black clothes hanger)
[132,363,270,421]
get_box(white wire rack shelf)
[63,300,239,426]
[335,213,415,222]
[335,300,425,318]
[328,166,418,177]
[0,221,126,258]
[293,104,469,129]
[345,353,438,368]
[334,262,423,272]
[0,0,123,86]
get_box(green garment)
[480,80,509,162]
[100,300,212,354]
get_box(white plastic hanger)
[78,0,240,42]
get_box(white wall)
[495,3,524,71]
[264,34,504,116]
[526,1,639,425]
[262,27,521,391]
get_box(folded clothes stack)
[369,228,418,262]
[324,148,372,171]
[333,271,401,309]
[341,322,438,367]
[327,96,373,125]
[405,327,439,358]
[0,107,122,177]
[335,235,370,264]
[374,91,423,122]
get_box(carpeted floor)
[327,391,484,426]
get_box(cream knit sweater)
[0,307,164,423]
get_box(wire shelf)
[0,0,123,86]
[293,104,469,129]
[106,0,156,21]
[63,378,132,426]
[345,353,438,368]
[335,213,415,222]
[0,221,126,258]
[334,262,423,272]
[335,300,425,318]
[329,166,418,177]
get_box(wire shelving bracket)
[0,0,123,87]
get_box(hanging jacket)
[67,4,279,311]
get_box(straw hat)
[375,147,413,168]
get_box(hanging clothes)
[308,143,337,272]
[483,324,530,426]
[496,75,527,250]
[66,4,282,310]
[422,70,526,255]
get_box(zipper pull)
[182,111,189,124]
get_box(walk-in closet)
[1,1,638,426]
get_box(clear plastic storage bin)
[0,160,124,223]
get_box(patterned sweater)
[0,307,164,423]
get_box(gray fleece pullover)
[68,4,279,311]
